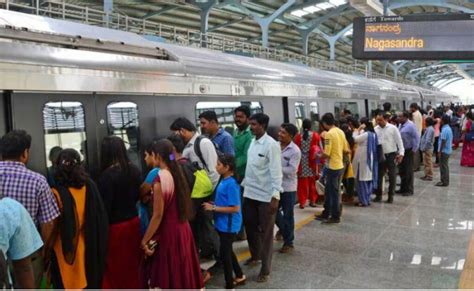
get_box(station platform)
[205,149,474,289]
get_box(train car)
[0,9,455,177]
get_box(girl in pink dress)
[140,139,203,289]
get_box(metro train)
[0,9,458,177]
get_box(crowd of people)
[0,102,472,289]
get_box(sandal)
[233,275,246,286]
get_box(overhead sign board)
[352,14,474,60]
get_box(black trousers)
[434,137,440,163]
[243,197,276,276]
[190,196,220,258]
[218,231,243,289]
[399,148,414,194]
[376,152,397,199]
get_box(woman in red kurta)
[294,119,321,209]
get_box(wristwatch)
[212,205,216,212]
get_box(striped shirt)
[0,161,60,225]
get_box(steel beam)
[315,23,353,60]
[437,77,463,89]
[388,0,474,13]
[142,6,180,20]
[104,0,113,26]
[208,16,247,32]
[252,0,296,47]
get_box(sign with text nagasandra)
[352,14,474,60]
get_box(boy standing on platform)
[437,115,453,187]
[275,123,301,253]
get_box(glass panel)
[334,102,359,120]
[195,101,263,135]
[43,101,87,168]
[309,101,320,132]
[294,101,306,130]
[107,102,140,167]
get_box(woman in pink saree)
[461,112,474,167]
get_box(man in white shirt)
[242,113,282,283]
[374,112,404,203]
[410,103,423,172]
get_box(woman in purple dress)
[140,139,203,289]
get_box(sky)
[439,79,474,104]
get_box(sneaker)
[243,258,261,266]
[256,273,269,283]
[322,217,340,224]
[275,231,283,241]
[279,244,294,253]
[385,197,393,203]
[420,176,433,181]
[435,182,448,187]
[315,214,328,221]
[373,197,382,203]
[309,202,317,208]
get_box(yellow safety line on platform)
[459,233,474,288]
[236,212,318,262]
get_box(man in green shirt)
[233,105,253,241]
[233,106,253,182]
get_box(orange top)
[52,186,87,289]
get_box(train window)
[195,101,263,135]
[43,101,87,168]
[294,101,306,130]
[107,102,140,167]
[310,102,320,132]
[334,102,359,120]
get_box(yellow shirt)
[324,127,349,170]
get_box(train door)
[289,97,320,132]
[9,92,97,176]
[95,94,157,172]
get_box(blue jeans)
[325,168,344,219]
[275,191,296,246]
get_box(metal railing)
[0,0,434,89]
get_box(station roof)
[6,0,474,88]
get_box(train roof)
[0,9,454,101]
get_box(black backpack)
[193,135,220,172]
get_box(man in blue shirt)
[0,195,43,288]
[242,113,282,283]
[437,115,453,186]
[397,111,420,196]
[199,111,235,156]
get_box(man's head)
[0,130,32,164]
[248,113,269,138]
[234,106,251,130]
[409,103,419,113]
[398,111,410,124]
[442,115,450,126]
[170,117,196,143]
[376,113,389,128]
[383,102,392,112]
[341,109,352,118]
[321,113,335,131]
[278,123,298,145]
[425,117,435,127]
[198,111,219,136]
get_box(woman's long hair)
[302,119,312,141]
[340,123,355,148]
[100,136,131,173]
[55,149,88,188]
[360,117,375,133]
[152,139,193,222]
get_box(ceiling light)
[343,28,353,36]
[329,0,347,6]
[303,5,323,13]
[291,9,310,17]
[316,2,335,10]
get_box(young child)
[203,154,246,289]
[420,117,435,181]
